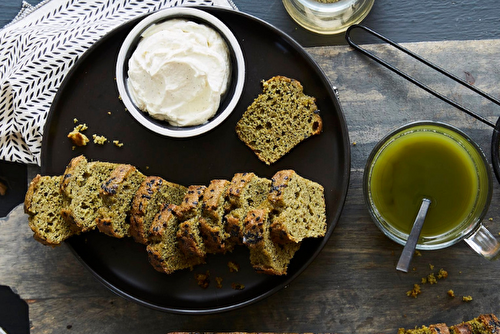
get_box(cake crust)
[96,164,146,238]
[199,179,230,254]
[224,172,271,247]
[129,176,187,244]
[148,204,205,274]
[25,175,79,246]
[242,208,300,275]
[268,169,326,244]
[176,185,207,259]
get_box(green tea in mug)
[368,127,479,239]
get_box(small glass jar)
[282,0,374,35]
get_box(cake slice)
[60,155,92,228]
[397,324,449,334]
[268,170,326,244]
[60,155,90,196]
[429,324,451,334]
[176,185,207,258]
[449,314,500,334]
[147,204,205,274]
[480,314,500,333]
[129,176,187,244]
[24,175,79,246]
[224,172,272,247]
[198,179,230,254]
[235,76,323,165]
[175,185,207,221]
[242,208,300,275]
[397,314,500,334]
[96,164,146,238]
[61,161,117,232]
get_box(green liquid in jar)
[370,131,479,238]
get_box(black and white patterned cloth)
[0,0,236,165]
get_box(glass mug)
[364,121,500,260]
[282,0,375,35]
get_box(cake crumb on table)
[427,273,437,284]
[409,267,449,298]
[437,268,448,279]
[406,284,421,298]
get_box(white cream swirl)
[127,19,231,127]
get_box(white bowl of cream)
[116,7,245,137]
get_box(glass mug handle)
[465,224,500,260]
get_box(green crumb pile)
[407,267,448,298]
[93,134,107,145]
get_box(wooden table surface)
[1,1,500,334]
[3,0,500,46]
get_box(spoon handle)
[396,198,432,272]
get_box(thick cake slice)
[175,185,207,221]
[198,179,230,254]
[242,208,300,275]
[61,161,117,232]
[449,314,500,334]
[24,175,79,246]
[60,155,89,196]
[147,204,205,274]
[235,76,323,165]
[397,324,449,334]
[129,176,187,244]
[176,185,207,258]
[398,314,500,334]
[268,170,326,244]
[60,155,91,226]
[224,172,271,246]
[480,314,500,333]
[96,164,146,238]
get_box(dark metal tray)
[41,7,350,314]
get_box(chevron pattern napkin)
[0,0,236,165]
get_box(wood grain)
[3,0,500,47]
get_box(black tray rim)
[41,6,351,314]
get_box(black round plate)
[41,7,350,314]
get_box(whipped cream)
[127,19,231,127]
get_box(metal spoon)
[396,198,432,272]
